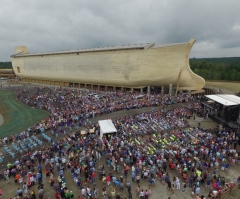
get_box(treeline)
[0,62,12,69]
[190,57,240,81]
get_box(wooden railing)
[210,182,240,199]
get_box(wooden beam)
[175,68,182,96]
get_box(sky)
[1,0,240,61]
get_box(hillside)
[190,57,240,81]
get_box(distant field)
[0,90,49,137]
[205,81,240,93]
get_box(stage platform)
[209,113,240,129]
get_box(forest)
[1,58,240,81]
[0,62,12,69]
[190,57,240,81]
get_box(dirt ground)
[0,82,239,199]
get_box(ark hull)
[11,39,205,90]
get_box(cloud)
[233,24,240,31]
[0,0,240,61]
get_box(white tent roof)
[205,95,240,106]
[98,119,117,134]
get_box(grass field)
[0,90,49,137]
[205,81,240,93]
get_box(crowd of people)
[0,85,240,199]
[10,86,192,136]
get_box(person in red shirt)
[55,191,61,199]
[77,196,82,199]
[92,172,96,183]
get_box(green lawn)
[0,90,49,137]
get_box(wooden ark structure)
[11,39,205,93]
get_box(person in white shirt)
[139,190,145,199]
[81,187,86,198]
[132,165,135,173]
[30,176,35,185]
[176,177,180,190]
[19,177,23,185]
[212,190,218,196]
[87,186,91,195]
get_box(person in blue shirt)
[50,157,55,164]
[37,164,42,173]
[135,167,139,175]
[112,176,116,183]
[131,172,135,182]
[89,161,93,167]
[59,169,64,176]
[56,162,60,172]
[77,180,81,188]
[106,159,111,167]
[16,188,23,197]
[37,173,42,184]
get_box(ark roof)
[11,42,188,57]
[12,43,154,57]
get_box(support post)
[140,88,143,94]
[147,86,150,94]
[169,84,172,95]
[130,88,133,93]
[175,68,182,96]
[161,86,164,94]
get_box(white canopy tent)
[98,119,117,139]
[205,95,240,106]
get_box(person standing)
[38,188,44,199]
[198,120,201,127]
[144,189,149,199]
[139,189,145,199]
[128,190,133,199]
[30,189,36,199]
[111,188,116,198]
[171,184,175,195]
[182,182,186,192]
[81,187,86,198]
[23,182,28,195]
[176,177,180,190]
[136,185,140,196]
[4,172,9,184]
[195,186,201,195]
[16,188,23,198]
[132,171,135,182]
[55,191,61,199]
[167,181,172,191]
